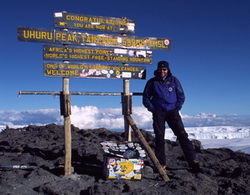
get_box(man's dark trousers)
[152,109,196,166]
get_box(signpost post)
[62,76,72,175]
[122,64,132,141]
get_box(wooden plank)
[18,27,171,51]
[43,62,146,79]
[43,45,152,64]
[62,78,72,175]
[54,12,135,34]
[123,77,132,142]
[18,91,143,96]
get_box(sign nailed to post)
[44,62,146,79]
[54,12,135,34]
[43,45,152,64]
[18,27,171,51]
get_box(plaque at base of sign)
[103,157,144,180]
[101,141,146,180]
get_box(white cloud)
[1,106,250,154]
[70,105,124,129]
[1,106,250,131]
[0,109,62,127]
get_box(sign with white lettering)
[43,45,152,64]
[18,27,171,51]
[44,62,146,79]
[54,12,135,34]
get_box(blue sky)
[1,0,250,115]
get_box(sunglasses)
[158,69,168,71]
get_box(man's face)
[158,68,168,78]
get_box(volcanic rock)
[0,124,250,194]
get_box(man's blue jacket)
[142,69,185,112]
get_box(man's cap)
[157,61,169,69]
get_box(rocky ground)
[0,124,250,195]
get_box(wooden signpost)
[62,77,71,175]
[18,11,171,181]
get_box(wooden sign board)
[18,27,171,51]
[43,45,152,64]
[44,62,146,79]
[54,12,135,34]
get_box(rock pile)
[0,124,250,195]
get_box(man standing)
[142,61,199,172]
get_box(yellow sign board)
[44,62,146,79]
[18,27,171,51]
[43,45,152,64]
[54,12,135,34]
